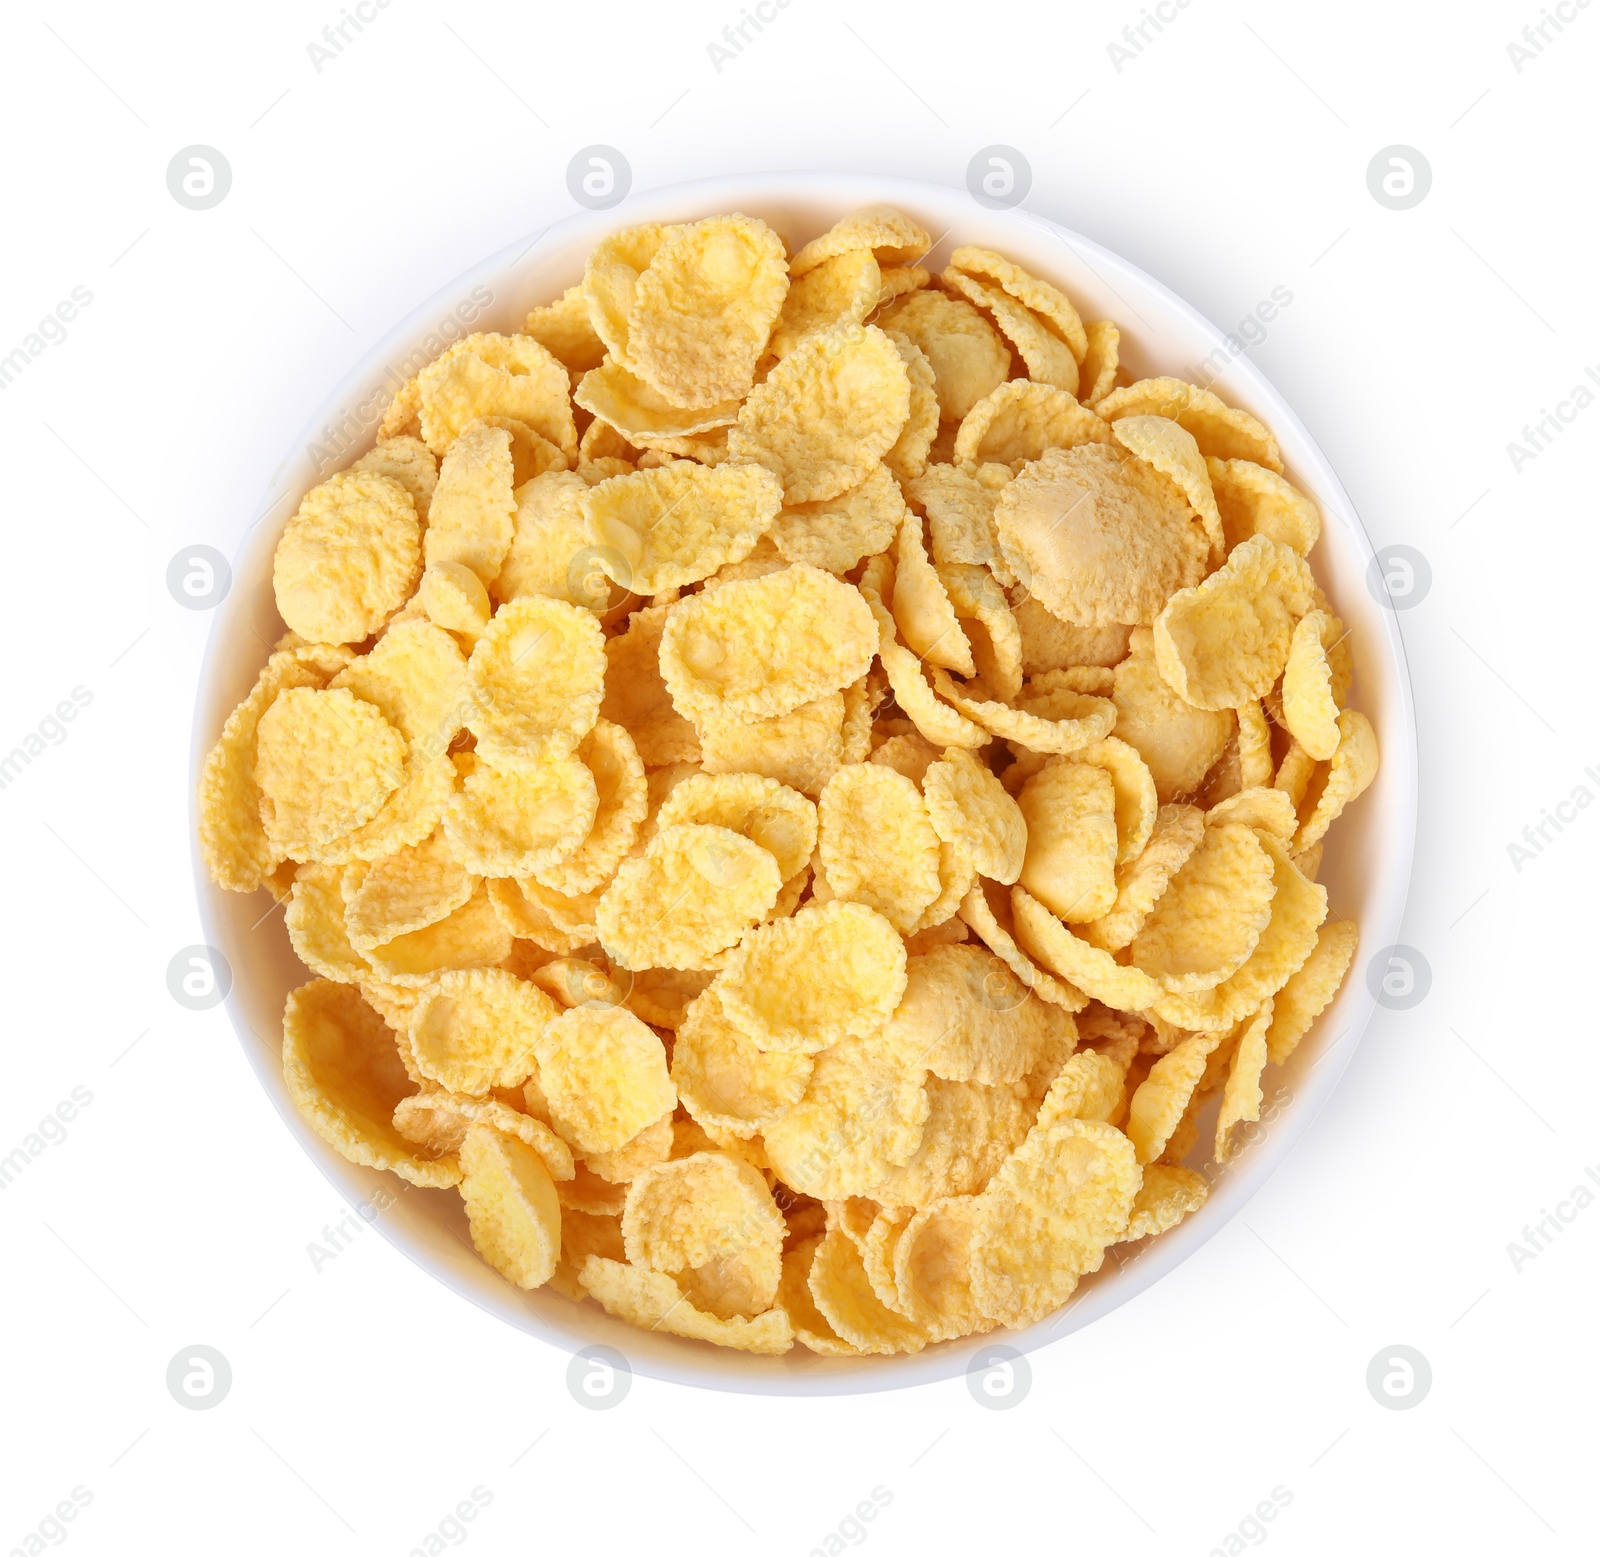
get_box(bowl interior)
[192,172,1417,1395]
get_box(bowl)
[191,172,1418,1394]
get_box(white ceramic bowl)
[191,173,1417,1395]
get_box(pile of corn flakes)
[199,206,1376,1357]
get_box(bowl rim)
[191,169,1418,1395]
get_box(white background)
[2,0,1596,1552]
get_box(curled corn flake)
[486,875,598,954]
[672,986,813,1135]
[659,563,876,724]
[1011,886,1161,1012]
[893,512,973,674]
[257,688,407,859]
[1081,803,1206,952]
[582,459,782,594]
[443,753,598,878]
[915,835,978,934]
[582,223,682,370]
[818,763,942,933]
[1214,1000,1273,1162]
[870,730,941,785]
[932,668,1115,756]
[877,1076,1033,1210]
[696,693,844,798]
[330,620,469,760]
[495,472,603,611]
[547,1207,625,1302]
[459,1125,562,1288]
[728,323,911,503]
[623,1150,783,1287]
[953,380,1114,468]
[393,1087,573,1180]
[958,880,1086,1012]
[892,1195,993,1341]
[969,1118,1140,1328]
[1129,822,1275,993]
[1208,785,1297,840]
[876,263,930,303]
[417,332,574,458]
[941,267,1079,396]
[1208,456,1319,555]
[584,1111,675,1186]
[1294,708,1378,852]
[876,288,1010,425]
[424,421,516,587]
[1126,1032,1220,1163]
[273,471,422,645]
[362,881,511,985]
[1012,595,1130,676]
[911,460,1012,578]
[534,719,647,896]
[466,595,606,766]
[353,435,438,523]
[657,771,817,881]
[579,1255,793,1353]
[923,748,1026,884]
[940,563,1023,700]
[1110,627,1233,803]
[1078,320,1120,407]
[1110,414,1225,560]
[778,1235,860,1354]
[286,863,369,983]
[1067,736,1158,866]
[717,899,908,1053]
[597,822,780,971]
[1282,609,1344,761]
[1266,919,1358,1063]
[770,248,880,358]
[574,358,742,441]
[533,1004,675,1154]
[1097,376,1282,471]
[282,979,459,1187]
[625,967,713,1031]
[419,561,491,638]
[807,1228,926,1355]
[994,444,1207,629]
[1123,1164,1209,1240]
[523,283,605,375]
[881,330,939,482]
[948,244,1088,361]
[599,603,700,766]
[1018,760,1118,922]
[1037,1050,1126,1128]
[407,967,555,1094]
[769,462,905,575]
[1154,534,1316,710]
[790,205,931,276]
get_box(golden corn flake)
[876,263,930,303]
[728,323,911,503]
[424,420,516,587]
[597,822,780,971]
[1081,803,1205,952]
[940,563,1023,700]
[891,1195,993,1341]
[1266,918,1358,1063]
[1110,627,1232,802]
[696,693,844,798]
[1208,784,1298,841]
[881,330,939,482]
[444,753,598,878]
[282,979,459,1186]
[1097,377,1282,471]
[1154,535,1316,710]
[1123,1164,1208,1240]
[523,283,605,375]
[583,223,682,370]
[1036,1049,1126,1128]
[330,620,469,761]
[579,1255,793,1353]
[583,1110,675,1185]
[910,461,1011,577]
[574,358,742,442]
[597,603,699,766]
[419,561,491,638]
[994,445,1207,629]
[953,380,1113,468]
[273,471,422,645]
[1294,708,1378,851]
[657,771,816,881]
[942,266,1079,396]
[1011,886,1162,1012]
[1125,1031,1222,1164]
[286,863,369,984]
[923,748,1026,884]
[1214,1000,1273,1162]
[660,563,876,723]
[416,332,574,458]
[969,1118,1139,1327]
[1282,609,1344,761]
[392,1087,574,1180]
[582,459,782,594]
[1018,761,1118,922]
[487,874,599,953]
[1078,319,1120,407]
[791,205,930,276]
[533,1004,674,1154]
[807,1228,926,1355]
[770,248,880,358]
[1068,736,1158,866]
[672,985,812,1135]
[362,881,511,985]
[497,471,602,608]
[818,763,942,933]
[535,719,647,896]
[1110,414,1224,559]
[892,512,973,674]
[458,1125,561,1288]
[947,245,1088,360]
[353,435,439,522]
[1208,457,1320,555]
[875,289,1009,424]
[769,462,906,575]
[933,668,1114,757]
[465,595,606,765]
[958,881,1085,1012]
[1012,596,1129,675]
[407,967,555,1094]
[777,1235,860,1354]
[716,899,907,1053]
